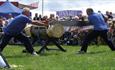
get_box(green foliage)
[1,45,115,70]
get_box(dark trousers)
[0,33,34,53]
[80,30,115,52]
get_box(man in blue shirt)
[78,8,115,53]
[0,7,47,55]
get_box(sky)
[1,0,115,16]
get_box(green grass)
[1,45,115,70]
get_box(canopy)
[0,1,23,17]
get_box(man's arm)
[31,20,48,26]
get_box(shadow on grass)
[39,52,61,56]
[37,49,66,56]
[38,50,66,56]
[5,54,31,58]
[87,50,108,54]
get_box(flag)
[29,2,39,8]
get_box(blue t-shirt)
[3,14,32,35]
[88,12,108,30]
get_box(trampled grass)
[1,45,115,70]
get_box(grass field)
[1,45,115,70]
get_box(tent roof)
[0,1,22,14]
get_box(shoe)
[77,51,86,54]
[31,51,38,56]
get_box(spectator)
[106,11,113,19]
[33,13,39,20]
[7,14,14,23]
[0,16,3,28]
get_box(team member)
[0,7,47,55]
[78,8,115,53]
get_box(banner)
[56,10,82,18]
[29,2,39,8]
